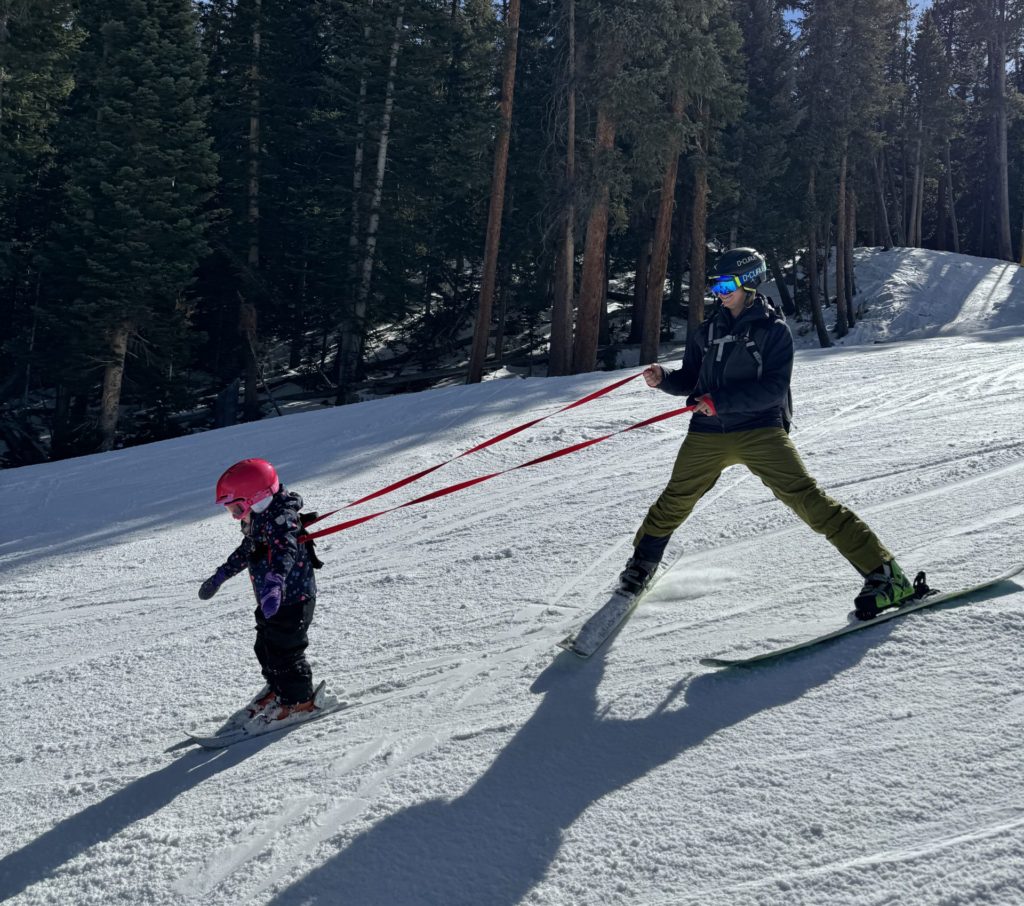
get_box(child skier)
[198,458,321,720]
[621,247,916,619]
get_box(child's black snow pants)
[254,597,316,704]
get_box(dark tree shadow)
[266,624,894,906]
[0,737,274,901]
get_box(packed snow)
[2,247,1024,906]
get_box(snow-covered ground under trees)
[2,247,1024,906]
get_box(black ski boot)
[618,556,660,596]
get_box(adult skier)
[621,247,914,619]
[198,458,322,719]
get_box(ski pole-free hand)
[259,573,285,618]
[643,364,664,387]
[198,567,228,600]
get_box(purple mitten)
[260,573,285,618]
[199,566,229,600]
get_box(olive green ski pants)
[635,428,892,575]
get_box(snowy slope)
[2,249,1024,906]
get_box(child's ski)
[700,563,1024,669]
[187,682,348,749]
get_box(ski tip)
[186,732,241,750]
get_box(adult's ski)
[700,563,1024,669]
[558,566,666,658]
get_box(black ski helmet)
[708,248,768,291]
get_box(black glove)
[199,567,228,600]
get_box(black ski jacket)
[659,293,793,434]
[221,488,317,609]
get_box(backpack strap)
[735,299,785,380]
[739,327,764,379]
[705,318,739,363]
[741,312,794,432]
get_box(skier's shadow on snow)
[268,624,896,906]
[0,736,275,901]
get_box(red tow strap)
[337,371,640,510]
[302,372,695,543]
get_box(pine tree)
[571,0,695,373]
[723,0,801,313]
[932,0,1022,258]
[685,0,744,333]
[467,0,519,384]
[795,0,904,336]
[0,0,79,403]
[42,0,217,453]
[639,0,742,362]
[980,0,1017,260]
[909,10,957,249]
[548,0,577,376]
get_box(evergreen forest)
[1,0,1022,463]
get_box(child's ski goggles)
[709,275,743,296]
[223,499,249,519]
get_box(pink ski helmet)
[215,458,280,520]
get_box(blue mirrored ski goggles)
[709,275,742,297]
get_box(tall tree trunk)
[901,134,910,243]
[807,169,831,348]
[495,250,513,364]
[0,10,8,127]
[883,150,905,246]
[916,160,926,247]
[936,154,949,251]
[767,251,794,316]
[790,250,801,319]
[991,0,1013,260]
[99,323,131,452]
[468,0,520,383]
[671,176,691,316]
[980,134,992,257]
[807,238,830,348]
[598,245,611,348]
[572,105,615,373]
[845,187,856,327]
[628,236,651,344]
[914,131,927,247]
[908,134,922,247]
[641,87,685,364]
[21,272,41,402]
[290,250,308,369]
[346,0,372,316]
[835,145,849,337]
[821,220,831,309]
[943,138,960,253]
[339,5,404,399]
[242,0,261,420]
[687,103,710,333]
[548,0,575,376]
[873,153,894,250]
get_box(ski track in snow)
[2,249,1024,905]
